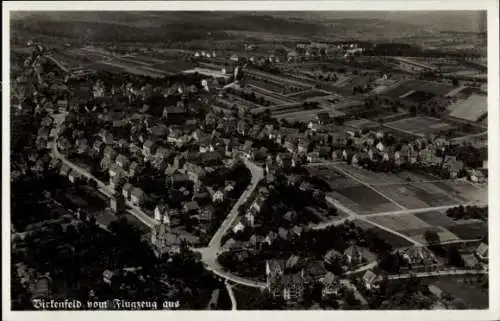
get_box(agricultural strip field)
[414,211,459,227]
[367,214,431,231]
[125,54,166,64]
[433,181,488,204]
[384,79,455,98]
[447,222,488,240]
[403,226,460,244]
[385,116,455,137]
[246,84,298,103]
[373,183,457,210]
[287,89,330,100]
[99,60,169,78]
[329,186,401,214]
[365,226,414,248]
[449,94,487,122]
[344,118,381,130]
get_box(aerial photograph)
[8,9,489,311]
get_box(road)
[193,158,266,289]
[225,281,238,310]
[340,279,368,306]
[387,269,487,280]
[208,158,264,248]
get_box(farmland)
[384,79,455,98]
[330,186,401,214]
[368,214,431,231]
[448,93,487,122]
[384,116,456,137]
[447,221,488,240]
[415,211,459,227]
[287,89,330,100]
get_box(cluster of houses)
[264,247,376,304]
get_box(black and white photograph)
[2,1,499,320]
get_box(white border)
[2,1,499,321]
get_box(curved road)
[194,157,266,289]
[50,108,266,289]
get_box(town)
[9,11,489,311]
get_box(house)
[143,140,156,157]
[315,112,330,125]
[244,208,257,227]
[212,190,224,203]
[376,141,385,152]
[264,231,278,245]
[222,238,237,251]
[92,140,105,155]
[122,183,133,200]
[184,201,200,214]
[476,242,488,261]
[68,170,80,184]
[155,147,170,161]
[362,270,379,290]
[278,227,289,240]
[130,187,146,206]
[307,152,321,163]
[75,138,89,154]
[151,224,182,257]
[297,140,311,154]
[283,211,297,222]
[461,253,480,268]
[232,221,246,234]
[331,149,342,161]
[154,204,170,224]
[248,234,265,250]
[304,261,327,281]
[200,205,216,221]
[117,138,129,149]
[103,146,117,161]
[59,164,71,178]
[282,272,305,302]
[291,226,303,237]
[266,259,287,297]
[102,269,115,285]
[344,245,363,266]
[324,249,342,265]
[321,272,340,298]
[115,154,130,170]
[128,161,144,178]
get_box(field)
[421,276,489,309]
[447,221,488,240]
[414,211,458,227]
[384,79,454,98]
[344,118,381,130]
[368,214,431,231]
[365,226,414,248]
[329,186,401,214]
[403,226,460,244]
[288,89,330,100]
[99,60,169,78]
[449,94,487,122]
[385,116,455,137]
